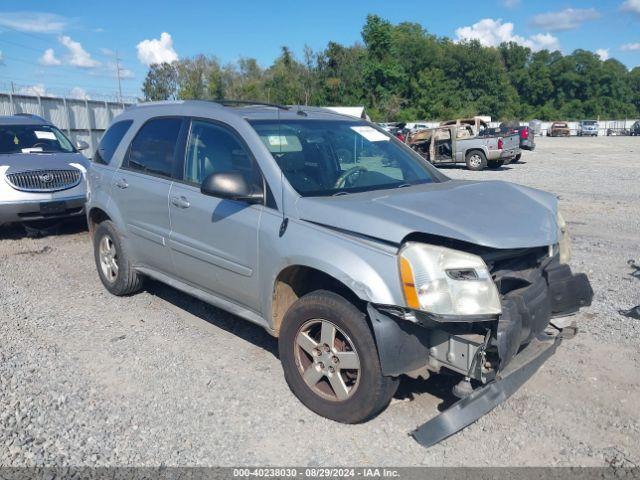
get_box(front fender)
[258,212,404,330]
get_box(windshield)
[0,124,75,154]
[250,120,437,196]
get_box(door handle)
[170,195,190,209]
[114,178,129,189]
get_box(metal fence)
[0,92,132,157]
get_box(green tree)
[142,62,178,101]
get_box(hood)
[296,180,558,249]
[1,152,88,174]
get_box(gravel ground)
[1,136,639,467]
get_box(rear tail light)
[498,138,503,149]
[520,127,528,139]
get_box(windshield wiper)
[396,183,412,189]
[331,191,350,196]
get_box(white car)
[0,114,89,226]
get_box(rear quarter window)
[94,120,133,165]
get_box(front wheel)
[279,291,398,424]
[93,220,144,296]
[465,151,487,171]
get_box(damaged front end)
[369,246,593,447]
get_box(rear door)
[168,118,264,311]
[89,119,134,212]
[111,117,185,273]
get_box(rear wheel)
[465,151,487,171]
[279,290,398,424]
[93,220,143,296]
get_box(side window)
[127,118,182,177]
[184,120,259,186]
[94,120,133,165]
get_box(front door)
[111,117,184,273]
[168,119,263,311]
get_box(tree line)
[142,15,640,122]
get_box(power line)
[0,25,127,61]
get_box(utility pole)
[115,50,123,103]
[11,81,15,94]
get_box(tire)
[279,290,398,424]
[511,153,522,163]
[487,159,504,169]
[93,220,144,296]
[465,150,487,171]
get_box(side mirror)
[201,172,264,204]
[76,140,90,151]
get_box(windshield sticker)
[34,130,56,140]
[350,126,389,142]
[21,147,44,153]
[267,135,289,147]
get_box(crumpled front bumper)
[412,325,573,447]
[369,256,593,448]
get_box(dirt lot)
[1,136,639,467]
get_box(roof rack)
[212,99,290,110]
[14,113,49,123]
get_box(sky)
[0,0,638,101]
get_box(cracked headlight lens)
[557,210,572,264]
[399,242,501,316]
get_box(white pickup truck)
[407,123,521,171]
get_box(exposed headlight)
[399,242,501,316]
[557,210,572,264]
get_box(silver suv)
[0,114,89,226]
[86,101,593,446]
[577,120,599,137]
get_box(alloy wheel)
[99,235,119,283]
[469,154,482,168]
[294,319,361,401]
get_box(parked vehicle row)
[1,103,594,448]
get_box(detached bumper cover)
[369,257,593,448]
[412,329,567,447]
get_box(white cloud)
[59,35,100,68]
[18,83,47,96]
[531,8,600,31]
[527,33,561,51]
[39,48,61,66]
[596,48,609,60]
[107,61,134,79]
[501,0,520,7]
[621,0,640,14]
[136,32,178,66]
[621,42,640,51]
[0,11,68,33]
[455,18,560,52]
[69,87,89,100]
